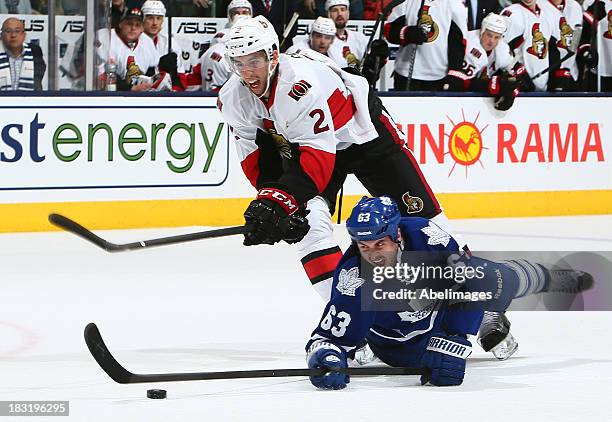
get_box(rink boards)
[0,94,609,231]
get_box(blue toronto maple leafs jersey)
[306,217,486,367]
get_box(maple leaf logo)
[420,222,451,247]
[336,267,365,296]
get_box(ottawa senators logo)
[556,17,574,49]
[263,119,292,158]
[402,192,424,214]
[419,6,439,43]
[527,23,548,59]
[288,80,311,101]
[342,46,359,66]
[605,11,612,39]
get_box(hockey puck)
[147,389,167,399]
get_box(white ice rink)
[1,215,611,421]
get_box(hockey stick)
[530,50,575,81]
[48,214,246,253]
[84,323,427,384]
[280,12,300,49]
[405,0,427,90]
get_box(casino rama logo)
[445,110,488,178]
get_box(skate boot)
[544,269,594,294]
[477,312,518,361]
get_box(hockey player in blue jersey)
[305,196,593,389]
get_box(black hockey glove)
[158,52,178,75]
[243,187,309,246]
[489,75,520,111]
[579,48,598,70]
[592,0,606,21]
[549,69,575,92]
[369,39,390,60]
[400,25,428,46]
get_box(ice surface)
[1,215,611,421]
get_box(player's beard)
[335,20,346,30]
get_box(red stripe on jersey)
[185,63,202,87]
[240,149,260,188]
[302,250,343,281]
[327,89,356,131]
[299,146,335,192]
[261,73,280,110]
[378,113,442,213]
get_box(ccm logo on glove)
[427,337,472,359]
[257,188,298,215]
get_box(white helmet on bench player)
[141,0,166,16]
[227,0,253,26]
[481,13,507,35]
[311,17,336,36]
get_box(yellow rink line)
[1,190,610,233]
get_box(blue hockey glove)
[420,333,472,386]
[306,341,349,390]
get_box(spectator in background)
[251,0,299,51]
[0,0,32,14]
[60,0,86,15]
[466,0,501,31]
[0,17,46,90]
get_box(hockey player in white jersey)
[539,0,584,90]
[384,0,468,91]
[286,17,337,57]
[326,0,369,68]
[445,13,520,110]
[218,16,453,301]
[209,0,253,47]
[96,8,160,91]
[582,0,611,91]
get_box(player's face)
[328,6,349,30]
[310,32,334,54]
[143,15,164,37]
[356,235,400,268]
[480,30,502,52]
[231,50,278,97]
[120,18,143,43]
[229,7,251,23]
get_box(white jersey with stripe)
[328,28,369,67]
[502,3,554,91]
[200,41,230,92]
[538,0,583,81]
[285,38,317,55]
[583,0,612,77]
[96,28,160,79]
[217,50,378,192]
[387,0,468,80]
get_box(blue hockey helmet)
[346,196,401,242]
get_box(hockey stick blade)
[84,323,426,384]
[49,213,247,252]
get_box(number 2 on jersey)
[309,109,330,134]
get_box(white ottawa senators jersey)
[151,33,187,73]
[387,0,468,80]
[583,0,612,77]
[454,30,515,80]
[328,29,369,68]
[502,3,554,91]
[200,41,229,92]
[217,50,378,195]
[538,0,583,81]
[96,28,160,79]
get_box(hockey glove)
[369,39,390,60]
[420,333,472,386]
[490,75,520,111]
[549,69,575,92]
[243,187,305,246]
[400,25,428,46]
[307,341,349,390]
[280,209,310,244]
[579,48,598,70]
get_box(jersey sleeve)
[494,40,516,71]
[450,0,469,35]
[502,6,525,51]
[307,257,377,352]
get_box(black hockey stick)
[48,214,246,253]
[84,323,427,384]
[530,50,576,81]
